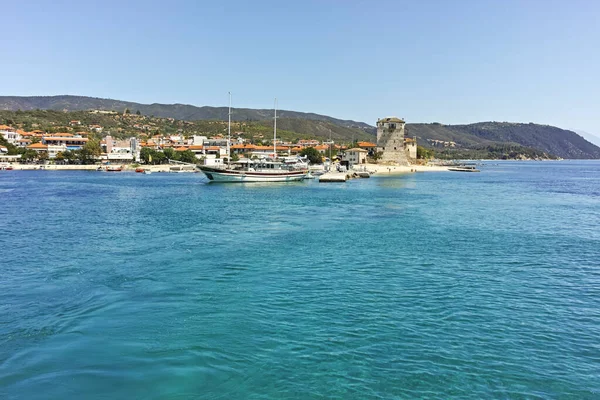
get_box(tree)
[31,136,41,144]
[20,149,39,162]
[417,146,434,159]
[124,108,131,114]
[163,147,177,161]
[140,147,156,164]
[300,146,323,164]
[230,153,240,162]
[136,110,141,115]
[78,139,102,164]
[62,150,77,163]
[153,151,166,164]
[179,150,197,164]
[55,152,65,162]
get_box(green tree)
[62,150,77,163]
[78,139,102,164]
[136,110,141,115]
[20,149,39,162]
[230,153,240,162]
[55,152,65,162]
[163,147,176,161]
[179,150,198,164]
[31,136,41,144]
[417,146,434,159]
[124,108,131,114]
[140,147,156,164]
[300,146,323,164]
[153,151,167,164]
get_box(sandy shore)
[359,163,450,175]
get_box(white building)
[341,148,368,167]
[0,126,21,145]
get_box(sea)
[1,161,599,399]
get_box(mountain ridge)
[0,95,374,131]
[1,95,599,159]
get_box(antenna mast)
[273,97,277,158]
[227,92,231,165]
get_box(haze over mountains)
[1,95,599,159]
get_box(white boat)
[199,158,308,182]
[197,94,309,183]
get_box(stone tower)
[376,117,409,165]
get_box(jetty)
[319,172,348,182]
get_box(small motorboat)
[448,165,480,172]
[135,167,145,173]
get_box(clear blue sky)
[2,0,599,132]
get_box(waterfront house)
[42,135,88,151]
[341,148,368,167]
[27,142,49,156]
[358,141,377,156]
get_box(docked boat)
[199,158,308,182]
[105,165,123,172]
[135,167,145,173]
[448,165,480,172]
[197,94,309,183]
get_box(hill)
[1,95,599,159]
[0,109,374,144]
[0,95,373,132]
[407,122,600,159]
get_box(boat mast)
[227,92,231,165]
[273,97,277,159]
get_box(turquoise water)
[1,161,599,399]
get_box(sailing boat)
[197,95,309,182]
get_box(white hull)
[199,166,308,182]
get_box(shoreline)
[361,163,450,175]
[5,164,177,172]
[4,162,451,174]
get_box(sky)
[2,0,599,132]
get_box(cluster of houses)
[1,124,383,167]
[426,138,456,148]
[2,114,420,166]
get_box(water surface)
[1,161,599,398]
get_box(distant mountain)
[1,95,599,159]
[407,122,600,159]
[0,95,373,131]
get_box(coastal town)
[0,109,435,176]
